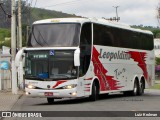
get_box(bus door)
[78,23,92,96]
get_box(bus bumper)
[25,88,77,98]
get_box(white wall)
[0,55,11,90]
[154,38,160,57]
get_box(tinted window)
[28,23,80,47]
[93,23,154,50]
[93,24,114,46]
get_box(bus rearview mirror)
[15,48,25,67]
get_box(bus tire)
[89,82,99,101]
[138,80,145,95]
[131,80,138,96]
[47,98,54,104]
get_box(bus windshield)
[25,50,78,81]
[27,23,81,47]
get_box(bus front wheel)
[47,98,54,104]
[131,80,139,96]
[89,82,99,101]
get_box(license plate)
[44,92,53,96]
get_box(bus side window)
[101,31,114,46]
[93,24,114,46]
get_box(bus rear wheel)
[47,98,54,104]
[138,80,145,95]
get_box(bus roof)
[33,17,153,35]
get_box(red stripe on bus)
[52,80,67,88]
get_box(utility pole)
[113,6,120,22]
[18,0,22,49]
[18,0,24,87]
[11,0,18,94]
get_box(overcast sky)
[31,0,159,27]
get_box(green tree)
[152,30,160,38]
[156,57,160,65]
[157,1,160,26]
[0,28,11,48]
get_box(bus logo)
[50,50,54,56]
[47,85,51,89]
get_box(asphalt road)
[3,89,160,120]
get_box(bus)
[16,18,154,104]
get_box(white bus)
[16,18,154,104]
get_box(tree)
[152,29,160,38]
[0,0,28,29]
[0,0,11,28]
[0,28,11,48]
[156,57,160,66]
[157,1,160,25]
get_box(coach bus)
[16,18,154,104]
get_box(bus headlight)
[27,84,36,89]
[63,84,77,89]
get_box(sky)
[31,0,159,27]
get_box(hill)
[29,8,78,23]
[0,0,79,48]
[0,0,77,28]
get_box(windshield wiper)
[32,30,43,46]
[38,30,49,46]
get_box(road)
[3,89,160,120]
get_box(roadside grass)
[150,83,160,89]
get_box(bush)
[0,28,11,48]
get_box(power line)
[0,2,12,18]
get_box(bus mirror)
[15,48,25,67]
[74,48,80,66]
